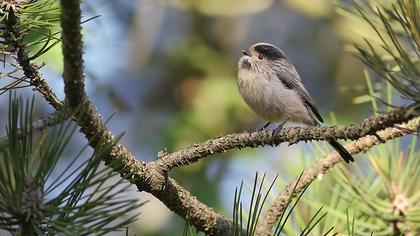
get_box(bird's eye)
[258,55,263,60]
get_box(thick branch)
[59,0,148,172]
[58,1,235,235]
[254,117,419,236]
[60,0,85,110]
[150,107,415,172]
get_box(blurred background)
[0,0,377,235]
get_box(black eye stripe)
[253,45,286,60]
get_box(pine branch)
[2,2,62,109]
[254,117,419,236]
[149,106,416,173]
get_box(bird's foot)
[259,122,271,131]
[271,120,288,137]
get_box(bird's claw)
[259,122,271,131]
[271,120,287,137]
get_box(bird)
[237,42,354,163]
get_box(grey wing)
[276,65,324,123]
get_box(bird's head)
[238,43,288,72]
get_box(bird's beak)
[242,50,249,56]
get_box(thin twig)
[2,5,62,109]
[0,109,71,149]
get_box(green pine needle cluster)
[183,173,335,236]
[0,0,61,58]
[295,133,419,235]
[0,94,144,235]
[295,81,420,235]
[338,0,419,111]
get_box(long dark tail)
[326,139,354,163]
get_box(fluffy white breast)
[237,65,313,124]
